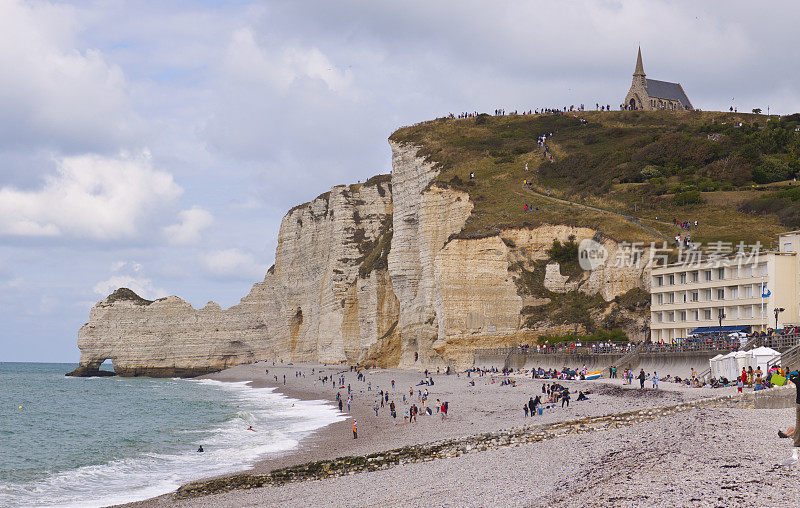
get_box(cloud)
[200,248,265,280]
[0,151,182,240]
[224,27,352,94]
[92,275,167,300]
[0,0,137,152]
[163,206,214,245]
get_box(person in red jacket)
[741,368,747,386]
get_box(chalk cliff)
[70,142,650,377]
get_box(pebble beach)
[124,362,800,507]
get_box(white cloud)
[92,275,167,300]
[225,27,352,94]
[200,248,264,280]
[0,151,182,240]
[111,261,142,273]
[163,206,214,245]
[0,0,137,151]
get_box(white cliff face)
[387,141,473,367]
[72,178,397,376]
[72,142,651,377]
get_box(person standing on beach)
[338,399,343,412]
[638,369,646,390]
[652,372,659,389]
[353,419,358,439]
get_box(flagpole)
[761,275,765,332]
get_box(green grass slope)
[391,110,800,247]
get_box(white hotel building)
[649,232,800,342]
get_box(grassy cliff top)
[390,110,800,246]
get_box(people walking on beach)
[524,404,529,417]
[652,372,659,389]
[353,419,358,439]
[338,399,343,412]
[638,369,646,390]
[561,389,570,407]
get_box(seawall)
[475,351,722,379]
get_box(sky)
[2,0,799,362]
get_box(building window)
[655,276,662,286]
[691,271,699,282]
[759,263,768,276]
[729,307,738,319]
[703,289,712,301]
[657,294,663,305]
[744,285,752,298]
[705,270,712,281]
[679,311,686,322]
[668,293,675,304]
[667,311,674,322]
[703,309,712,320]
[655,312,662,323]
[744,265,753,277]
[691,310,699,321]
[785,242,793,252]
[717,289,725,300]
[730,267,738,278]
[691,291,698,302]
[667,274,674,285]
[680,273,686,284]
[717,268,725,280]
[730,287,738,299]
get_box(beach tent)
[718,352,741,380]
[747,346,780,372]
[709,354,725,379]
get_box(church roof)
[645,79,693,108]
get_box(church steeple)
[634,46,645,76]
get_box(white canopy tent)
[709,354,725,379]
[747,346,780,372]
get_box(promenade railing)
[474,333,800,358]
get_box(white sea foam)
[0,378,346,508]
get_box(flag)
[762,284,771,298]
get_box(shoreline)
[123,361,752,507]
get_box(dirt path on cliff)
[520,183,674,244]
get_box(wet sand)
[125,363,799,507]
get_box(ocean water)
[0,363,346,508]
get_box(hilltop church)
[624,47,693,111]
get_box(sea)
[0,363,346,508]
